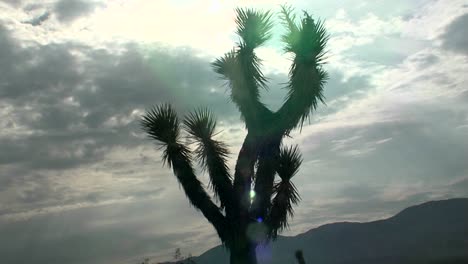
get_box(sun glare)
[209,0,223,12]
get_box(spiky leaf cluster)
[141,104,179,145]
[280,5,328,64]
[141,105,230,243]
[235,8,274,49]
[276,5,329,132]
[184,108,233,208]
[268,145,302,237]
[141,104,190,168]
[212,8,273,124]
[184,108,217,142]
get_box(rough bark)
[229,238,258,264]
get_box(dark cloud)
[441,13,468,55]
[0,17,376,175]
[322,70,370,101]
[0,171,76,217]
[296,104,468,190]
[0,0,22,7]
[0,27,83,100]
[53,0,104,23]
[0,18,414,186]
[0,25,237,173]
[22,11,50,26]
[343,35,428,66]
[0,25,18,73]
[23,3,44,12]
[0,22,240,225]
[0,22,251,249]
[0,131,111,170]
[0,192,213,264]
[408,52,439,69]
[0,206,166,264]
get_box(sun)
[209,0,224,12]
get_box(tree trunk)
[230,132,261,264]
[229,239,257,264]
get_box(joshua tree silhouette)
[141,6,328,264]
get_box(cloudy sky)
[0,0,467,263]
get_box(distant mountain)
[163,198,468,264]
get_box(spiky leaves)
[279,5,300,53]
[267,145,302,238]
[212,10,274,131]
[214,8,273,89]
[280,6,328,63]
[276,7,329,134]
[141,104,186,167]
[212,50,268,109]
[276,145,302,181]
[184,108,234,210]
[235,8,274,49]
[141,105,229,243]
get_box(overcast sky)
[0,0,467,263]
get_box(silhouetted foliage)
[295,250,306,264]
[142,5,328,264]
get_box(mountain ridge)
[160,198,468,264]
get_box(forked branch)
[141,105,229,242]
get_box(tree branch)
[266,145,302,238]
[275,9,329,134]
[168,143,230,243]
[212,49,273,131]
[212,8,275,132]
[141,105,230,243]
[233,133,258,226]
[250,135,282,221]
[184,108,234,211]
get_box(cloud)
[0,187,219,264]
[338,184,380,201]
[54,0,104,23]
[294,114,468,188]
[0,15,381,178]
[400,0,467,41]
[0,21,241,233]
[441,13,468,55]
[0,200,188,264]
[0,24,239,173]
[22,11,50,26]
[0,0,22,7]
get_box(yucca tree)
[141,6,328,264]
